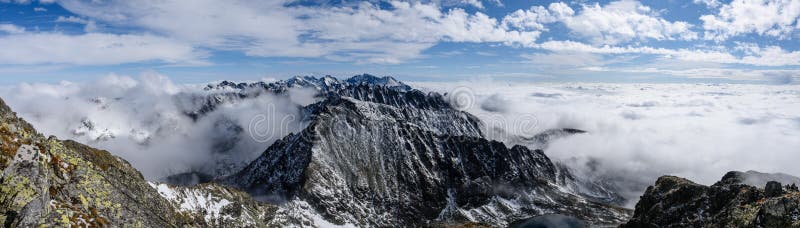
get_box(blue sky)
[0,0,799,84]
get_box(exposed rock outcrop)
[0,98,274,227]
[622,171,800,227]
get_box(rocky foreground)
[0,97,283,226]
[623,171,800,227]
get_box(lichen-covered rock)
[0,97,277,227]
[0,98,195,227]
[622,171,800,227]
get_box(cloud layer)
[414,80,800,206]
[2,74,799,206]
[0,73,312,179]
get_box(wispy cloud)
[0,32,207,65]
[534,40,800,67]
[0,23,25,34]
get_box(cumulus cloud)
[700,0,800,41]
[0,73,313,180]
[0,24,25,34]
[504,1,697,45]
[415,81,800,206]
[0,32,206,65]
[501,3,572,31]
[694,0,722,8]
[563,0,697,45]
[2,0,797,69]
[54,0,543,64]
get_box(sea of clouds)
[414,80,800,206]
[2,74,799,207]
[0,72,314,180]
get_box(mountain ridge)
[3,74,631,227]
[219,75,630,226]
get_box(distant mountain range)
[2,75,799,227]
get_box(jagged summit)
[623,171,800,227]
[345,73,412,91]
[204,74,410,93]
[3,75,632,227]
[190,74,415,119]
[219,76,630,226]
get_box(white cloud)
[416,81,800,205]
[521,51,606,67]
[584,65,800,82]
[561,0,697,45]
[55,0,542,64]
[0,0,53,4]
[55,16,97,32]
[535,40,800,67]
[0,32,206,65]
[33,7,47,12]
[0,23,25,34]
[460,0,484,9]
[55,15,89,24]
[501,3,571,31]
[700,0,800,41]
[497,1,697,45]
[3,0,796,68]
[693,0,721,8]
[420,0,499,8]
[0,73,312,179]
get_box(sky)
[0,0,799,84]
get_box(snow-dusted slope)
[221,77,630,226]
[149,182,266,226]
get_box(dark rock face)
[222,77,630,226]
[509,214,587,228]
[622,171,800,227]
[765,181,784,197]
